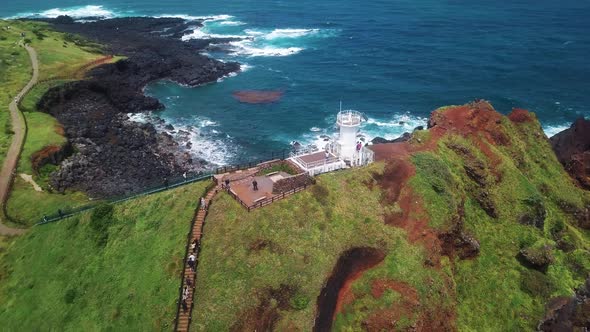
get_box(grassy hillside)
[0,180,209,330]
[0,20,119,225]
[0,22,31,166]
[193,102,590,331]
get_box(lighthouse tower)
[336,109,363,163]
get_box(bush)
[520,269,553,298]
[311,183,329,206]
[90,203,114,247]
[64,288,77,304]
[519,239,555,270]
[290,292,310,310]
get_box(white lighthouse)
[336,109,363,163]
[288,105,374,176]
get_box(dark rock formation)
[538,277,590,331]
[518,244,554,272]
[438,201,480,260]
[550,118,590,190]
[35,17,240,197]
[519,197,547,230]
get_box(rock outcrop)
[36,17,240,197]
[538,277,590,331]
[550,118,590,190]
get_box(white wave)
[156,14,233,22]
[127,112,233,166]
[363,113,428,140]
[199,119,219,127]
[181,29,247,41]
[11,5,116,19]
[543,124,570,137]
[264,28,320,40]
[227,40,303,57]
[220,20,246,26]
[310,127,321,132]
[244,29,266,37]
[240,64,254,72]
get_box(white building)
[289,109,374,176]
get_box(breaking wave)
[543,124,570,137]
[9,5,120,19]
[292,112,429,152]
[127,112,235,166]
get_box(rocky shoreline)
[35,16,240,197]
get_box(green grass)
[406,114,590,330]
[0,21,32,166]
[192,164,454,331]
[0,20,118,225]
[19,79,71,113]
[0,180,209,331]
[192,107,589,331]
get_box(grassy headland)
[192,103,590,331]
[0,180,209,330]
[0,19,119,225]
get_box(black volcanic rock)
[550,118,590,190]
[35,17,240,197]
[538,277,590,331]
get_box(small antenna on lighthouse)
[339,100,342,113]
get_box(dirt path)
[0,44,38,235]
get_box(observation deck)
[336,110,363,127]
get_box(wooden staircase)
[174,185,220,332]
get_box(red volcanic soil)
[360,101,516,330]
[313,247,386,332]
[508,108,535,123]
[232,90,284,104]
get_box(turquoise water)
[5,1,590,164]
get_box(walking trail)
[175,184,220,332]
[0,44,38,235]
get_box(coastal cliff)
[36,17,239,197]
[551,118,590,190]
[179,100,590,331]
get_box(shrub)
[64,288,77,304]
[290,292,310,310]
[311,183,329,206]
[519,239,555,270]
[90,203,114,247]
[520,269,553,298]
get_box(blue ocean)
[3,1,589,165]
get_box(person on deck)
[200,197,206,210]
[252,179,258,191]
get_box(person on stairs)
[188,254,196,271]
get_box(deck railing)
[224,175,316,212]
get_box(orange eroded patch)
[31,145,63,169]
[55,123,65,136]
[232,90,284,104]
[371,279,419,305]
[508,108,535,123]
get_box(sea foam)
[10,5,118,19]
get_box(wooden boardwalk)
[174,185,219,332]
